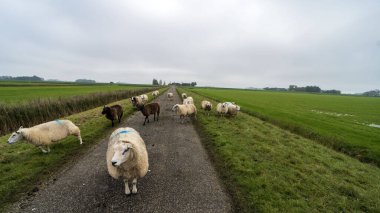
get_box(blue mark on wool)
[119,130,133,134]
[55,119,64,125]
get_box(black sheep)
[102,105,123,127]
[137,103,160,125]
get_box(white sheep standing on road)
[107,127,149,195]
[167,92,174,100]
[172,104,197,123]
[7,120,83,153]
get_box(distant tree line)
[263,87,287,91]
[0,75,98,84]
[75,79,96,83]
[0,75,44,81]
[168,82,197,87]
[263,85,341,94]
[152,78,196,87]
[362,89,380,97]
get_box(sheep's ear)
[19,126,23,130]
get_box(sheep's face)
[111,143,133,167]
[102,106,110,115]
[131,97,138,106]
[218,103,227,108]
[8,127,23,144]
[171,104,178,112]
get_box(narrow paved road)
[8,87,232,213]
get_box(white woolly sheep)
[201,100,212,116]
[172,104,197,123]
[227,104,239,116]
[152,90,159,97]
[140,94,149,102]
[107,127,149,195]
[181,93,187,99]
[167,92,174,100]
[224,102,241,111]
[216,103,228,116]
[131,96,146,107]
[183,97,194,105]
[7,120,83,153]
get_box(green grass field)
[179,88,380,212]
[0,87,168,211]
[187,88,380,166]
[0,82,158,136]
[0,82,151,104]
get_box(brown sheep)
[136,103,160,125]
[102,105,123,127]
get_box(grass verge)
[0,87,160,136]
[0,87,168,212]
[178,88,380,212]
[187,88,380,167]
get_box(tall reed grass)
[0,87,158,136]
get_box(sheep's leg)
[38,146,48,153]
[124,179,131,195]
[72,129,83,145]
[78,133,83,145]
[180,115,184,124]
[132,178,138,194]
[154,113,156,121]
[118,113,122,123]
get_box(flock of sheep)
[6,89,240,195]
[172,92,241,122]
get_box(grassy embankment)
[0,87,168,211]
[188,88,380,166]
[178,88,380,212]
[0,84,159,135]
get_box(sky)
[0,0,379,93]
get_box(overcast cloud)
[0,0,379,93]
